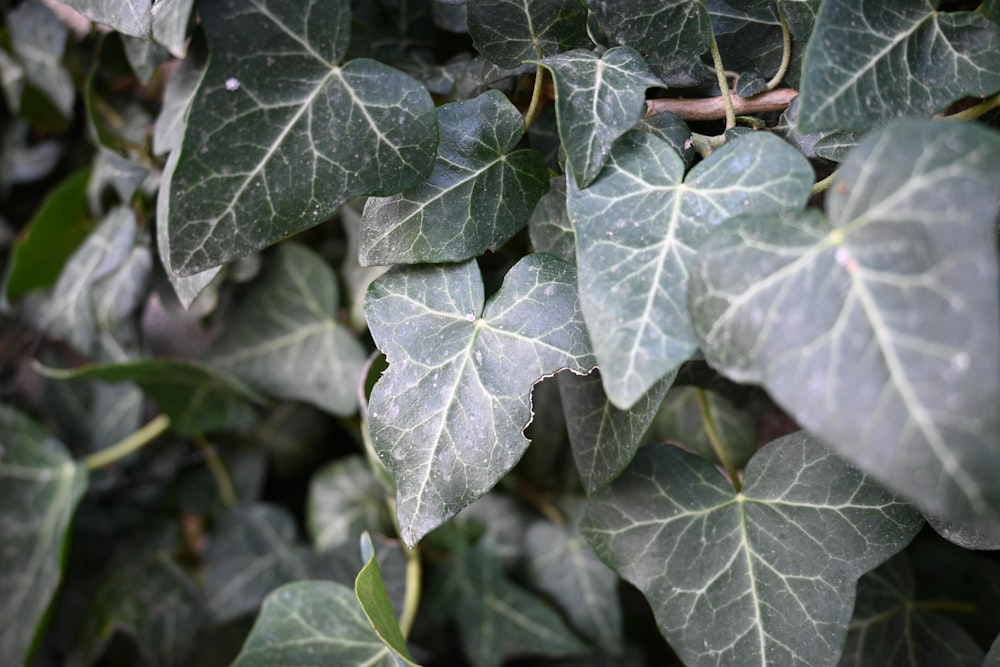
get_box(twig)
[647,88,799,122]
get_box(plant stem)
[194,434,239,507]
[811,170,838,196]
[765,14,793,91]
[523,65,546,130]
[708,30,737,130]
[911,599,977,614]
[695,388,741,491]
[398,541,422,639]
[690,132,727,158]
[945,91,1000,120]
[83,414,171,471]
[647,88,797,121]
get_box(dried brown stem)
[647,88,799,122]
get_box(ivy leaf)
[166,0,438,276]
[925,515,1000,551]
[839,553,984,667]
[688,120,1000,520]
[9,1,74,118]
[38,359,264,435]
[558,369,674,495]
[776,0,822,41]
[359,90,548,266]
[528,177,575,264]
[307,455,392,552]
[58,0,152,38]
[467,0,589,68]
[589,0,712,85]
[568,131,812,410]
[231,581,400,667]
[798,0,1000,132]
[365,254,595,546]
[206,243,367,416]
[355,533,417,666]
[582,433,923,667]
[534,47,663,188]
[0,406,88,667]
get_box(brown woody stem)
[647,88,799,122]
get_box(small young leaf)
[798,0,1000,132]
[308,456,391,551]
[568,131,812,409]
[582,432,923,667]
[360,90,548,266]
[365,254,595,545]
[355,533,417,665]
[0,406,88,667]
[467,0,589,68]
[534,47,663,188]
[688,120,1000,521]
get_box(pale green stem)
[194,434,239,507]
[811,170,838,196]
[83,414,171,471]
[695,388,741,491]
[398,541,422,639]
[945,91,1000,121]
[708,31,737,130]
[765,14,793,91]
[690,132,726,158]
[523,65,547,130]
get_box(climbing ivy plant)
[1,0,999,665]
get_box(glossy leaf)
[207,243,367,416]
[359,90,548,266]
[528,176,574,264]
[38,359,263,435]
[166,0,438,275]
[467,0,588,68]
[308,455,391,551]
[535,47,662,188]
[777,95,860,163]
[688,120,1000,520]
[365,254,596,545]
[558,369,674,495]
[582,433,923,667]
[231,581,400,667]
[152,30,205,157]
[650,385,758,470]
[925,515,1000,551]
[58,0,152,37]
[355,533,417,665]
[0,406,88,667]
[798,0,1000,132]
[839,554,983,666]
[568,131,812,409]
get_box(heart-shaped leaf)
[0,406,88,667]
[798,0,1000,132]
[568,131,812,409]
[207,243,367,416]
[365,254,595,545]
[582,433,923,667]
[534,47,662,188]
[467,0,589,68]
[165,0,438,275]
[360,90,548,266]
[688,120,1000,520]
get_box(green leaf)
[3,169,92,301]
[355,533,417,665]
[688,120,1000,520]
[925,514,1000,551]
[0,120,62,194]
[231,581,401,667]
[153,29,205,156]
[528,177,575,264]
[467,0,589,68]
[0,406,88,667]
[71,552,208,667]
[308,455,391,551]
[777,95,861,163]
[151,0,195,58]
[525,516,624,655]
[534,47,662,188]
[558,369,674,495]
[582,433,923,667]
[452,540,589,667]
[710,0,789,88]
[58,0,153,38]
[87,147,149,214]
[38,359,263,435]
[8,1,74,118]
[839,553,984,667]
[637,110,695,167]
[365,254,596,545]
[798,0,1000,132]
[203,504,312,623]
[359,90,548,266]
[568,131,812,409]
[206,243,367,416]
[589,0,712,85]
[776,0,822,41]
[166,0,438,275]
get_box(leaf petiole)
[765,14,793,92]
[694,388,742,491]
[708,30,736,130]
[83,413,171,471]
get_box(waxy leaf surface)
[582,433,923,667]
[467,0,588,68]
[365,254,595,545]
[535,47,662,188]
[688,120,1000,520]
[360,90,548,265]
[166,0,437,275]
[355,533,417,665]
[207,243,366,416]
[798,0,1000,132]
[232,581,399,667]
[308,456,391,551]
[59,0,152,37]
[0,406,88,667]
[568,131,812,409]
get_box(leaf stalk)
[83,413,171,471]
[695,388,741,491]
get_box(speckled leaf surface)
[467,0,588,68]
